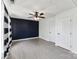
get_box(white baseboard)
[55,43,77,54]
[71,50,77,54]
[13,37,39,42]
[38,37,50,41]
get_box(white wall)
[39,18,50,41]
[39,7,77,54]
[39,16,56,42]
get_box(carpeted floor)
[7,38,77,59]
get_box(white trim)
[13,37,39,42]
[39,37,50,41]
[71,50,77,54]
[55,43,77,54]
[0,1,4,59]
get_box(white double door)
[54,17,73,50]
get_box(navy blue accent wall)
[11,18,39,40]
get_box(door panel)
[55,17,72,50]
[55,18,64,46]
[62,17,72,50]
[49,18,55,42]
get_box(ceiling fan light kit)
[10,0,14,3]
[28,11,45,20]
[33,17,40,20]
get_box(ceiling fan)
[10,0,14,3]
[28,11,45,20]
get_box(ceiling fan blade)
[27,17,33,18]
[40,13,44,15]
[29,13,34,15]
[39,16,45,18]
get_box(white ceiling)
[4,0,76,20]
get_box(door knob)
[57,33,60,35]
[49,32,51,34]
[70,32,72,35]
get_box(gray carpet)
[7,38,77,59]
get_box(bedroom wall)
[11,18,39,40]
[39,17,55,42]
[39,7,77,54]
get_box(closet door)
[62,17,72,50]
[49,18,55,42]
[70,14,77,53]
[55,17,72,50]
[55,18,64,47]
